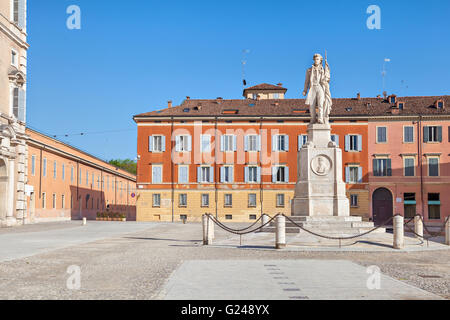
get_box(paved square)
[159,260,442,300]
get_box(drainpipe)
[418,115,424,220]
[215,116,218,219]
[259,117,263,217]
[171,116,174,223]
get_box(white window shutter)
[272,167,277,183]
[148,136,153,152]
[257,167,261,183]
[345,167,350,183]
[344,135,350,151]
[233,135,237,151]
[285,135,289,151]
[357,135,363,152]
[197,167,202,183]
[284,167,289,182]
[18,0,26,29]
[18,88,26,122]
[209,167,214,183]
[187,135,192,151]
[175,136,180,152]
[358,167,363,183]
[220,135,224,152]
[257,135,261,151]
[334,135,340,147]
[244,167,249,183]
[244,136,248,152]
[272,135,277,151]
[229,167,234,182]
[298,135,302,151]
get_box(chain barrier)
[282,214,394,241]
[206,214,279,235]
[403,215,449,239]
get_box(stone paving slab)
[159,260,443,300]
[0,221,159,262]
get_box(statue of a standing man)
[302,53,332,124]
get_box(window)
[52,194,56,209]
[428,158,439,177]
[11,49,18,67]
[404,126,414,143]
[180,215,187,221]
[175,135,191,152]
[298,135,308,150]
[52,161,57,179]
[350,195,358,207]
[272,135,289,151]
[249,215,257,220]
[221,135,236,152]
[224,194,232,207]
[346,166,362,184]
[71,167,74,183]
[276,194,285,207]
[225,215,233,220]
[331,134,340,147]
[437,101,444,109]
[404,158,415,177]
[373,158,392,176]
[31,155,35,176]
[201,194,209,207]
[152,166,162,183]
[345,135,362,152]
[61,194,65,209]
[428,193,440,220]
[273,93,280,99]
[423,126,442,143]
[220,166,233,183]
[201,135,211,152]
[149,135,165,152]
[179,194,187,207]
[248,194,257,207]
[43,158,47,177]
[404,193,416,219]
[272,166,289,183]
[377,127,387,143]
[62,164,65,181]
[42,192,46,209]
[245,135,260,152]
[198,166,213,183]
[86,171,89,186]
[245,166,260,183]
[152,194,161,207]
[178,166,189,184]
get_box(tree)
[109,159,137,175]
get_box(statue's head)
[313,53,323,66]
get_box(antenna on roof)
[242,49,250,91]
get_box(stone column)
[445,219,450,246]
[393,215,404,249]
[202,214,208,245]
[414,215,423,239]
[275,215,286,249]
[5,159,17,227]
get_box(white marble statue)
[302,53,332,124]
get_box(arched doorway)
[372,188,393,226]
[0,159,8,221]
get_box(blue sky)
[26,0,450,160]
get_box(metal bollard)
[261,214,269,227]
[82,217,87,226]
[202,214,208,245]
[393,215,404,249]
[275,215,286,249]
[445,219,450,246]
[414,215,423,239]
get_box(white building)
[0,0,29,226]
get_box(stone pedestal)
[291,124,349,217]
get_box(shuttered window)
[345,135,362,152]
[404,126,414,143]
[423,126,442,143]
[377,127,387,143]
[404,158,415,177]
[373,159,392,176]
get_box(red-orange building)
[25,128,137,223]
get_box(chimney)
[277,83,283,87]
[216,97,223,104]
[256,94,261,101]
[382,91,387,99]
[168,100,173,108]
[186,96,190,100]
[356,93,361,100]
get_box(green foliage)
[109,159,137,175]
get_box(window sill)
[224,205,233,208]
[276,205,285,208]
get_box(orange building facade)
[25,128,137,223]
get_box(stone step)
[271,221,375,229]
[260,226,386,236]
[287,216,363,222]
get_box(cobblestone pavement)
[0,222,448,300]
